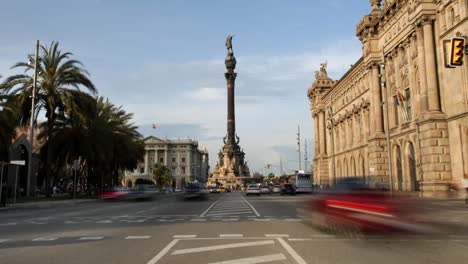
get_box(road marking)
[277,238,307,264]
[171,240,275,255]
[206,211,254,216]
[284,218,302,222]
[30,222,47,225]
[0,222,17,226]
[0,239,11,243]
[240,195,261,217]
[310,234,336,238]
[173,235,197,238]
[190,219,207,222]
[78,236,104,240]
[32,237,58,241]
[265,234,289,238]
[122,219,146,223]
[219,234,244,238]
[253,218,271,221]
[146,239,180,264]
[209,208,252,213]
[208,253,287,264]
[288,238,312,241]
[64,221,78,224]
[200,196,223,217]
[96,220,112,224]
[125,236,151,239]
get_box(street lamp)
[27,40,40,197]
[327,105,336,185]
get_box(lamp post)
[379,62,394,194]
[27,40,39,197]
[327,105,336,185]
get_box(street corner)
[146,235,307,264]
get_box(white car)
[272,185,281,193]
[260,186,271,194]
[246,184,260,196]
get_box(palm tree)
[1,42,96,193]
[0,93,19,160]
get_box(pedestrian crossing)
[203,194,259,217]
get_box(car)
[219,187,226,193]
[260,185,271,194]
[100,187,130,200]
[280,184,296,195]
[246,184,260,196]
[184,182,208,199]
[225,187,232,192]
[209,186,220,194]
[129,184,157,201]
[272,185,281,193]
[301,177,436,236]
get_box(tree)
[1,42,96,194]
[0,93,19,160]
[152,163,171,188]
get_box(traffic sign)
[11,160,25,166]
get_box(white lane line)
[0,222,17,226]
[219,234,244,238]
[146,239,180,264]
[125,236,151,239]
[0,239,11,243]
[32,237,58,241]
[253,218,271,221]
[209,208,252,213]
[310,234,336,238]
[96,220,112,224]
[206,211,254,216]
[208,253,287,264]
[240,195,261,217]
[277,238,307,264]
[265,234,289,238]
[171,240,275,255]
[173,235,197,238]
[200,196,223,217]
[288,238,312,241]
[284,218,302,222]
[78,236,104,240]
[190,219,207,222]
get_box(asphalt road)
[1,192,468,264]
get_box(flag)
[394,88,409,122]
[152,124,157,129]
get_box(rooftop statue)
[226,35,234,53]
[315,61,328,79]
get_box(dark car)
[301,177,437,236]
[280,184,296,195]
[184,182,208,199]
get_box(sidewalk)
[0,198,97,211]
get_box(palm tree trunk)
[44,118,54,197]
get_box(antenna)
[297,125,301,171]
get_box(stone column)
[416,24,429,113]
[314,113,320,155]
[422,17,441,112]
[164,149,168,166]
[372,64,384,132]
[319,110,327,155]
[368,68,376,133]
[144,150,148,174]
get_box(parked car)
[184,182,208,199]
[280,184,296,195]
[272,185,281,193]
[246,184,261,196]
[260,185,272,194]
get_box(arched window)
[407,143,418,191]
[396,146,403,191]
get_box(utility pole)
[380,50,394,194]
[304,139,308,173]
[27,40,39,197]
[297,125,301,171]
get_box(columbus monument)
[211,35,250,186]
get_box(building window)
[159,157,164,163]
[140,168,144,174]
[393,95,399,126]
[182,157,186,163]
[181,166,186,174]
[172,157,176,163]
[405,88,412,121]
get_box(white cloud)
[186,87,224,102]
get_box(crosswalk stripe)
[265,234,289,238]
[0,239,10,243]
[125,236,151,239]
[173,235,197,238]
[219,234,243,237]
[208,253,287,264]
[78,237,104,240]
[32,237,58,241]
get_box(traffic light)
[450,37,465,67]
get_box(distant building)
[125,136,209,188]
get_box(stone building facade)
[125,136,209,188]
[308,0,468,194]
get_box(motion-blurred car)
[129,184,157,201]
[184,182,208,199]
[100,187,130,200]
[209,186,220,194]
[280,184,296,195]
[272,185,281,193]
[301,177,436,236]
[260,185,271,194]
[246,184,260,196]
[219,187,226,193]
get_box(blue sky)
[1,0,370,174]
